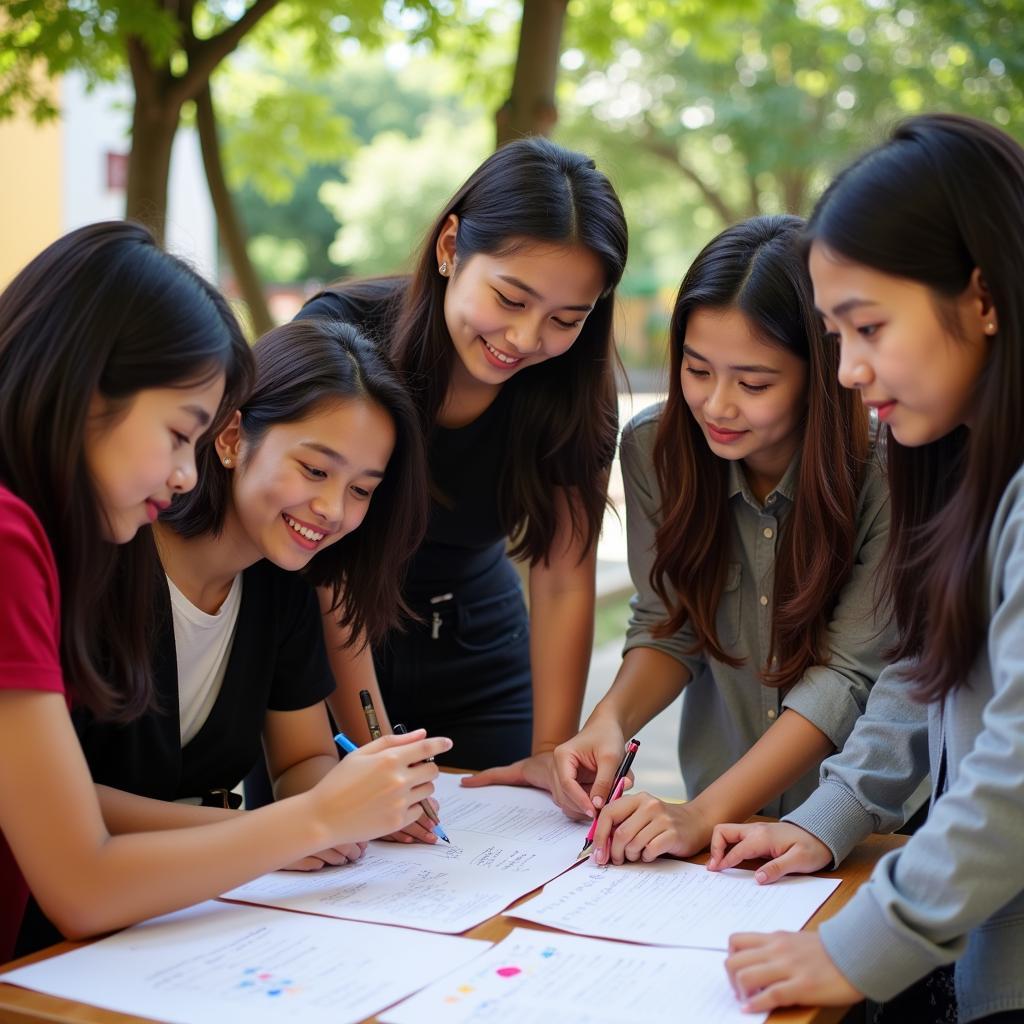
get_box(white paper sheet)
[0,900,489,1024]
[510,858,840,949]
[223,774,588,933]
[380,926,765,1024]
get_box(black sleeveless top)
[298,285,516,595]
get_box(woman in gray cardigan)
[710,114,1024,1023]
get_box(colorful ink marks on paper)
[236,966,302,998]
[441,946,557,1006]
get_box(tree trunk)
[779,169,808,215]
[125,75,180,243]
[496,0,567,147]
[195,83,273,336]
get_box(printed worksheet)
[380,927,765,1024]
[510,858,840,950]
[0,901,489,1024]
[223,774,588,933]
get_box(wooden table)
[0,830,905,1024]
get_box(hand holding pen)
[578,738,640,859]
[356,689,450,844]
[321,730,450,842]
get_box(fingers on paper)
[402,816,440,844]
[461,763,522,788]
[707,823,764,872]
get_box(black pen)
[359,688,383,740]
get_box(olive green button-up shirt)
[621,403,893,816]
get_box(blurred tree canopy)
[5,0,1021,322]
[0,0,453,229]
[559,0,1022,224]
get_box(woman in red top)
[0,222,450,961]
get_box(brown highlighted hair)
[163,319,429,646]
[0,222,253,720]
[321,137,628,565]
[651,215,869,688]
[807,114,1024,701]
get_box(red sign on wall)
[106,152,128,191]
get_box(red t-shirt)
[0,484,64,963]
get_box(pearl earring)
[439,261,448,276]
[986,322,997,334]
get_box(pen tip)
[435,826,451,843]
[577,842,592,860]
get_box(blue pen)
[334,729,450,844]
[334,731,358,754]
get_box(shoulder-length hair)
[375,137,628,564]
[0,221,253,720]
[806,114,1024,702]
[163,319,429,646]
[651,214,869,688]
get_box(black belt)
[199,788,243,809]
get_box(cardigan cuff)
[818,879,952,1002]
[783,782,877,867]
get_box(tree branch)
[637,128,738,226]
[171,0,280,107]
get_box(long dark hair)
[651,215,869,688]
[807,114,1024,701]
[163,319,429,645]
[0,221,253,720]
[325,137,628,564]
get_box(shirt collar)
[727,448,801,510]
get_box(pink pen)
[576,740,639,859]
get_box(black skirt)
[375,556,532,770]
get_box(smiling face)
[809,242,993,447]
[436,217,606,394]
[680,307,808,490]
[85,376,226,544]
[219,397,396,571]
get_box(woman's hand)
[726,930,863,1012]
[460,752,558,794]
[707,821,832,882]
[378,799,442,844]
[282,841,368,871]
[590,794,712,864]
[549,714,631,820]
[309,730,451,844]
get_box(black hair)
[163,318,429,644]
[334,137,629,564]
[0,221,253,719]
[806,113,1024,700]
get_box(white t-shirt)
[167,573,243,746]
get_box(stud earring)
[439,261,448,276]
[986,322,997,334]
[223,457,232,467]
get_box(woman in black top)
[299,137,628,791]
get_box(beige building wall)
[0,77,63,288]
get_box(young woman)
[0,223,448,962]
[550,215,893,863]
[298,137,628,779]
[709,116,1024,1023]
[69,317,430,829]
